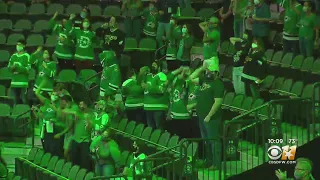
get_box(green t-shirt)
[299,13,317,40]
[283,1,303,37]
[203,29,220,60]
[196,77,224,119]
[73,112,91,143]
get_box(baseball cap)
[207,61,219,72]
[209,17,219,24]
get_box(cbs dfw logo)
[267,145,297,162]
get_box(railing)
[222,97,315,178]
[84,70,102,91]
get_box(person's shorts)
[63,133,73,150]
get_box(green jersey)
[144,73,169,111]
[143,10,159,37]
[203,29,220,60]
[122,78,144,109]
[91,112,109,140]
[299,13,317,40]
[166,25,182,61]
[49,19,73,59]
[187,81,199,117]
[281,0,302,40]
[89,136,121,165]
[169,77,190,120]
[7,52,31,88]
[73,112,91,143]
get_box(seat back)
[124,121,136,134]
[68,165,80,180]
[47,156,59,171]
[158,131,170,147]
[141,127,153,140]
[61,162,72,177]
[53,159,66,174]
[133,124,145,137]
[34,149,44,165]
[39,153,51,168]
[75,169,87,180]
[149,129,162,143]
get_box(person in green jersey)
[67,14,97,73]
[70,99,93,170]
[99,50,121,98]
[122,0,143,41]
[252,0,271,49]
[231,0,248,38]
[298,1,319,57]
[91,100,109,140]
[30,46,57,92]
[280,0,303,56]
[90,128,121,177]
[188,62,224,170]
[49,12,74,70]
[8,39,31,105]
[165,18,181,70]
[142,2,159,38]
[176,24,194,67]
[143,62,169,129]
[122,68,147,124]
[199,17,220,66]
[0,150,7,179]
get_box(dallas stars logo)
[147,22,155,28]
[39,71,45,76]
[46,108,54,113]
[188,93,195,101]
[173,89,181,102]
[284,16,290,22]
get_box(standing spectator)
[96,16,125,59]
[90,129,121,177]
[122,68,147,124]
[68,14,97,73]
[31,47,57,92]
[280,0,303,56]
[241,39,267,99]
[188,62,224,170]
[143,62,169,129]
[156,0,178,56]
[99,51,121,98]
[219,0,234,41]
[244,0,254,38]
[199,17,220,65]
[232,0,248,38]
[142,2,159,38]
[252,0,271,48]
[91,100,109,140]
[176,24,194,67]
[166,18,182,70]
[49,12,74,70]
[122,0,143,41]
[0,150,7,179]
[230,33,250,95]
[298,1,319,57]
[8,39,31,105]
[179,0,191,8]
[73,6,91,28]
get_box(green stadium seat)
[186,142,198,158]
[229,94,245,111]
[75,169,87,180]
[116,119,128,134]
[0,50,10,64]
[222,92,235,109]
[6,33,25,46]
[10,104,30,136]
[156,131,170,150]
[139,127,152,141]
[124,38,138,51]
[26,34,44,47]
[270,51,284,66]
[281,53,293,68]
[26,149,44,180]
[33,20,50,33]
[41,156,59,179]
[167,135,179,148]
[241,96,254,111]
[9,3,26,14]
[251,98,264,110]
[119,151,130,167]
[0,2,7,14]
[53,159,65,175]
[311,59,320,74]
[66,4,82,16]
[260,75,275,90]
[13,19,32,32]
[301,84,314,98]
[44,35,57,48]
[103,5,121,17]
[190,46,203,55]
[88,4,102,16]
[290,55,304,69]
[139,38,157,51]
[277,79,294,96]
[264,49,275,61]
[270,77,285,91]
[147,129,162,147]
[68,165,80,180]
[0,103,10,133]
[289,81,304,97]
[61,162,72,177]
[84,172,95,180]
[11,104,30,119]
[119,54,131,68]
[35,153,51,179]
[180,7,196,17]
[47,3,64,15]
[78,69,98,86]
[0,33,6,45]
[124,121,136,134]
[197,8,214,19]
[56,69,77,83]
[28,3,45,15]
[0,19,12,30]
[15,148,39,177]
[132,123,145,137]
[92,21,103,31]
[219,41,229,55]
[301,57,314,72]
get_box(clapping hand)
[275,169,287,180]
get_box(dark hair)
[184,24,193,36]
[54,83,65,92]
[17,39,26,45]
[61,95,72,102]
[134,139,147,153]
[83,6,91,17]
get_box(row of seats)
[0,2,215,18]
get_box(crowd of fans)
[1,0,319,178]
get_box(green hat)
[157,72,167,82]
[208,61,219,72]
[209,17,219,24]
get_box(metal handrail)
[154,44,167,61]
[228,103,270,123]
[83,71,102,91]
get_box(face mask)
[170,20,175,24]
[43,53,49,59]
[149,6,154,11]
[51,95,58,102]
[294,171,306,180]
[303,6,309,12]
[252,43,258,49]
[16,45,24,52]
[151,66,158,74]
[80,12,87,18]
[254,0,260,5]
[83,22,90,28]
[182,27,187,33]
